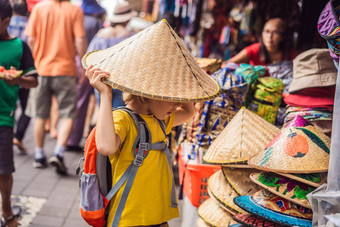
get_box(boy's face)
[147,99,182,120]
[0,16,10,38]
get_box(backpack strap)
[104,107,177,227]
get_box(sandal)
[13,138,27,155]
[0,205,21,227]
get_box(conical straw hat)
[276,172,327,188]
[203,108,280,165]
[248,125,330,173]
[232,213,282,227]
[250,172,315,208]
[198,198,238,227]
[82,20,220,103]
[234,190,313,227]
[196,217,210,227]
[208,169,261,214]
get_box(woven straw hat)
[208,169,261,214]
[82,20,221,103]
[234,190,313,227]
[110,1,137,24]
[196,218,210,227]
[233,213,282,227]
[203,108,280,165]
[248,124,331,173]
[276,172,327,188]
[250,172,314,208]
[198,198,237,227]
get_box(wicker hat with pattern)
[82,20,221,103]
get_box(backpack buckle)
[134,154,144,166]
[138,142,150,151]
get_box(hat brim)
[110,11,138,23]
[233,213,282,227]
[234,192,312,227]
[276,172,327,188]
[249,173,313,208]
[288,72,337,93]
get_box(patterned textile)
[317,0,340,68]
[284,106,333,124]
[192,67,247,160]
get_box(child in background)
[0,0,38,226]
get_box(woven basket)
[198,198,237,227]
[203,108,280,165]
[248,125,330,173]
[82,20,220,103]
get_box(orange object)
[178,147,220,207]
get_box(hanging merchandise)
[192,67,247,162]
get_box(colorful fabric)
[284,106,333,124]
[0,38,37,127]
[247,77,284,124]
[234,190,313,227]
[317,0,340,66]
[107,110,179,226]
[267,61,294,94]
[193,67,247,159]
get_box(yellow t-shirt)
[107,110,179,227]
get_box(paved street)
[1,107,183,227]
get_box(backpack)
[77,107,178,227]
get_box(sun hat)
[82,20,221,103]
[197,198,238,227]
[248,124,331,173]
[284,86,336,108]
[81,0,105,15]
[208,169,261,214]
[196,217,210,227]
[232,213,282,227]
[203,108,280,165]
[110,1,137,24]
[276,172,327,188]
[195,58,222,75]
[250,172,315,208]
[317,0,340,66]
[234,190,313,227]
[288,49,337,93]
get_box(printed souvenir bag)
[247,77,284,124]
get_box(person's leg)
[49,96,59,139]
[26,76,52,168]
[13,88,31,153]
[48,76,77,175]
[0,127,18,227]
[66,79,92,150]
[0,174,18,227]
[83,93,97,138]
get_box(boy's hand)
[2,72,20,86]
[86,65,112,94]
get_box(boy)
[0,0,38,226]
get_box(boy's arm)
[173,102,195,127]
[2,75,38,88]
[86,66,121,155]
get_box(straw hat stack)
[197,108,281,226]
[226,115,331,226]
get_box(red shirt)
[244,43,295,66]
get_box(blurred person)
[0,1,38,226]
[7,0,31,153]
[66,0,105,152]
[222,18,295,67]
[25,0,87,175]
[87,1,137,108]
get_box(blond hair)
[123,93,147,104]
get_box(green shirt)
[0,38,37,127]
